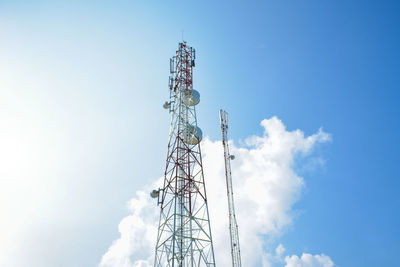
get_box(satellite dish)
[182,90,200,106]
[163,101,171,109]
[150,189,159,198]
[229,155,235,160]
[182,125,202,145]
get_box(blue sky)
[0,1,399,266]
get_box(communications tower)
[152,42,216,267]
[220,110,242,267]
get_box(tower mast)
[220,110,242,267]
[153,42,216,267]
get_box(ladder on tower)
[220,109,242,267]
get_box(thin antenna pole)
[220,109,242,267]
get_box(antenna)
[220,109,242,267]
[152,42,216,267]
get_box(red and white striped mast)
[152,42,216,267]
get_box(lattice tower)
[153,42,216,267]
[220,109,242,267]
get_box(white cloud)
[276,244,286,260]
[99,116,333,267]
[99,189,159,267]
[285,253,334,267]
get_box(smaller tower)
[220,109,242,267]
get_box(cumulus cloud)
[285,253,334,267]
[99,116,333,267]
[99,189,159,267]
[276,244,286,260]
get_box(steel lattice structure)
[153,42,216,267]
[220,110,242,267]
